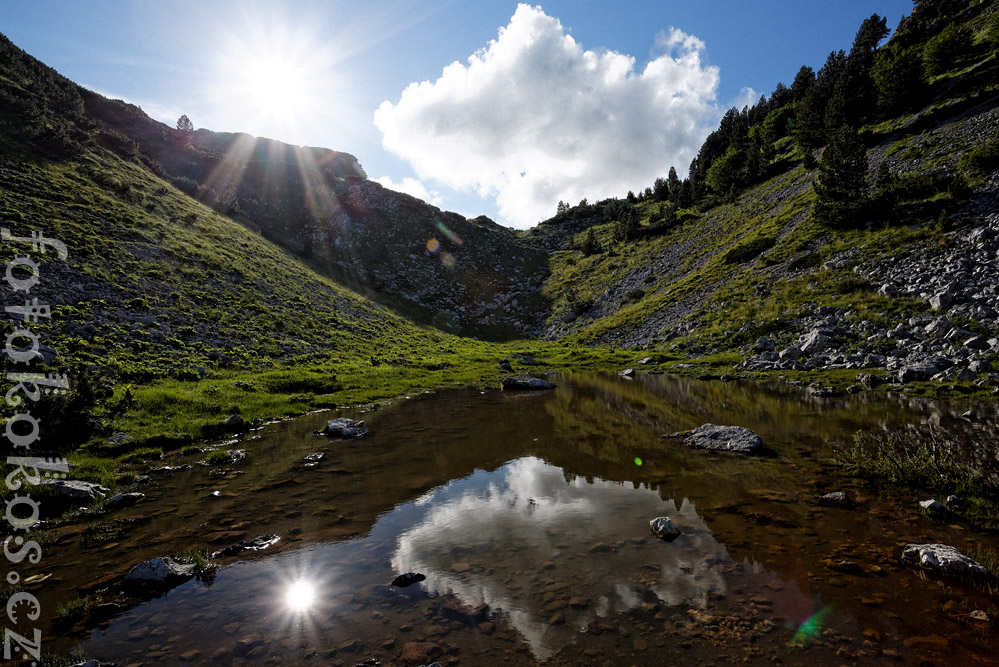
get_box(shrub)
[959,131,999,177]
[923,24,971,77]
[723,236,776,264]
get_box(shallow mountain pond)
[32,372,999,665]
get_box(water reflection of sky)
[392,456,732,659]
[83,455,830,664]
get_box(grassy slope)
[538,14,999,387]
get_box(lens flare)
[441,252,456,268]
[787,606,830,646]
[435,220,464,246]
[426,238,440,253]
[286,579,316,613]
[634,457,643,466]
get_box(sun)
[285,578,317,613]
[239,49,313,119]
[212,12,342,141]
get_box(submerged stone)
[106,492,144,509]
[684,424,764,454]
[816,491,851,507]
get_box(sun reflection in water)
[285,579,316,613]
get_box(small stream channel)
[33,372,999,665]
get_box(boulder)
[40,479,110,506]
[684,424,764,455]
[501,375,556,390]
[779,345,802,361]
[901,544,988,578]
[801,330,831,355]
[392,572,426,588]
[223,414,245,430]
[897,363,939,383]
[649,516,682,542]
[323,418,368,438]
[514,354,540,366]
[753,337,775,352]
[620,368,636,378]
[965,336,991,351]
[968,359,992,374]
[125,557,197,587]
[919,499,945,512]
[855,373,886,389]
[929,291,953,311]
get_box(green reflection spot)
[634,457,643,466]
[788,606,831,647]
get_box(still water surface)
[41,373,999,665]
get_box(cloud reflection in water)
[392,457,732,659]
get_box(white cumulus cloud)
[374,176,443,206]
[373,4,720,228]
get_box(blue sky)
[2,1,913,227]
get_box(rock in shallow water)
[901,543,988,578]
[40,479,110,505]
[391,572,426,588]
[649,516,682,542]
[816,491,851,507]
[106,492,144,509]
[684,424,764,454]
[211,534,281,560]
[323,418,368,438]
[124,557,197,587]
[501,375,556,390]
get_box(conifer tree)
[581,227,601,256]
[813,125,869,228]
[667,166,681,203]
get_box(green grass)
[838,431,999,532]
[173,548,213,572]
[55,595,90,623]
